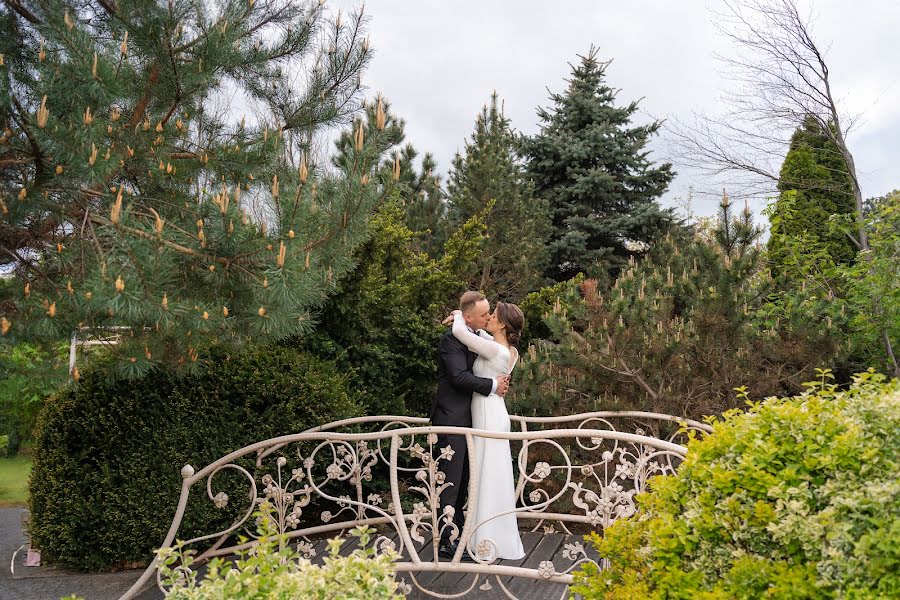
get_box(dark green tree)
[520,47,675,282]
[297,201,485,416]
[402,150,450,258]
[767,116,858,279]
[0,1,394,378]
[447,91,550,301]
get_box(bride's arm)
[450,311,502,359]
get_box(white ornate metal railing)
[121,412,711,599]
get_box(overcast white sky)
[330,0,899,218]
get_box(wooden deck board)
[302,527,596,599]
[503,533,569,600]
[401,532,585,599]
[499,531,546,586]
[434,531,549,600]
[445,530,545,591]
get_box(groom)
[430,290,510,558]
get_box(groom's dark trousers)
[429,330,494,544]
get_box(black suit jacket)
[429,330,494,427]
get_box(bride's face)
[486,309,505,336]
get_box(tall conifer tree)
[337,97,450,258]
[767,116,858,279]
[520,48,674,282]
[402,151,450,257]
[447,92,549,301]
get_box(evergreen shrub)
[29,346,362,571]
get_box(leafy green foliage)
[519,47,674,282]
[762,190,899,378]
[571,372,900,599]
[157,516,402,600]
[63,517,401,600]
[28,345,362,571]
[297,202,484,417]
[446,92,551,301]
[0,340,67,454]
[0,1,392,378]
[514,275,584,348]
[841,192,900,375]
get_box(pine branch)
[127,65,161,129]
[3,0,40,25]
[10,96,47,183]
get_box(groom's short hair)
[459,291,486,314]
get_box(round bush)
[28,346,363,571]
[572,372,900,599]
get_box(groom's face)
[465,299,491,330]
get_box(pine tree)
[402,151,450,257]
[520,47,675,282]
[336,98,450,258]
[512,193,838,418]
[767,116,858,279]
[0,1,395,378]
[446,91,550,301]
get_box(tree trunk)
[479,258,492,292]
[834,134,869,251]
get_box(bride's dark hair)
[496,302,525,346]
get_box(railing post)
[456,432,478,562]
[119,465,194,600]
[514,420,529,502]
[390,433,420,564]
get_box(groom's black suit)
[430,330,494,543]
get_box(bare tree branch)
[668,0,868,249]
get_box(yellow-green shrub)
[63,513,403,600]
[157,519,402,600]
[572,371,900,599]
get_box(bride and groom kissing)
[429,290,526,562]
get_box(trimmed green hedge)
[28,346,362,571]
[572,371,900,599]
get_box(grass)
[0,455,31,506]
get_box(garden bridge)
[122,411,710,599]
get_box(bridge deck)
[305,528,600,599]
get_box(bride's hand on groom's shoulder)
[442,310,461,326]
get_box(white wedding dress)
[452,313,525,561]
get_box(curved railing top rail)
[255,410,710,464]
[295,410,713,436]
[511,410,713,433]
[191,425,687,484]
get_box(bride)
[446,302,526,561]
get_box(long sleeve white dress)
[451,312,525,561]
